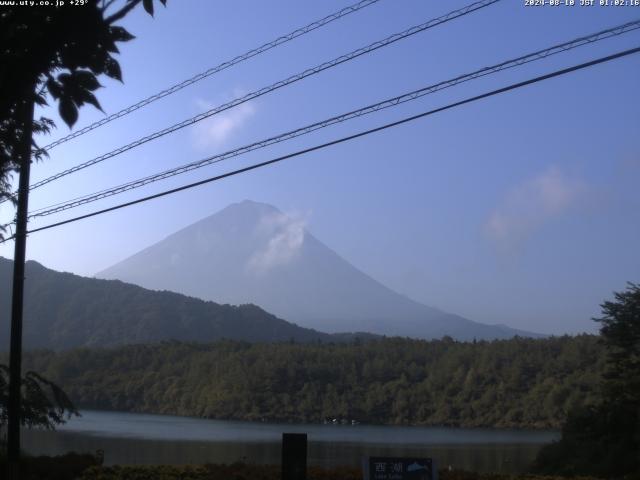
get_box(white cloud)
[485,166,586,249]
[192,93,256,149]
[246,211,308,275]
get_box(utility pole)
[7,88,35,480]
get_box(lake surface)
[21,410,558,473]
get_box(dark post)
[7,90,35,479]
[282,433,307,480]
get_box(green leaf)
[34,92,48,107]
[80,91,103,112]
[104,57,122,82]
[110,26,135,43]
[46,78,62,99]
[86,48,111,76]
[143,0,154,16]
[57,72,72,86]
[104,38,120,54]
[59,98,78,127]
[74,70,101,91]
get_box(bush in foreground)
[1,455,607,480]
[0,451,101,480]
[76,464,603,480]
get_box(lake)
[21,410,558,473]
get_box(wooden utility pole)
[7,90,35,480]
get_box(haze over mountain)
[98,200,540,340]
[0,257,335,351]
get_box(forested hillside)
[21,335,603,429]
[0,258,334,349]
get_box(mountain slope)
[98,200,540,340]
[0,257,334,351]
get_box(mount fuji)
[97,200,540,340]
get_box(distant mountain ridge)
[0,257,337,351]
[98,200,542,340]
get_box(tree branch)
[105,0,143,25]
[101,0,119,14]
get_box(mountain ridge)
[0,257,343,351]
[98,200,542,340]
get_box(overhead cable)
[21,0,500,197]
[41,0,384,151]
[5,45,636,242]
[27,19,640,219]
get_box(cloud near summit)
[485,166,586,249]
[246,210,309,275]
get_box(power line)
[27,19,640,219]
[5,45,637,243]
[19,0,500,197]
[40,0,384,152]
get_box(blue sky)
[1,0,639,335]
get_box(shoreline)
[63,408,564,433]
[21,410,556,473]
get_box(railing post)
[282,433,307,480]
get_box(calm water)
[21,410,558,473]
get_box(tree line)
[16,335,604,429]
[532,283,640,477]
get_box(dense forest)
[19,335,604,429]
[0,258,336,349]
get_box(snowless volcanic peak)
[98,200,541,340]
